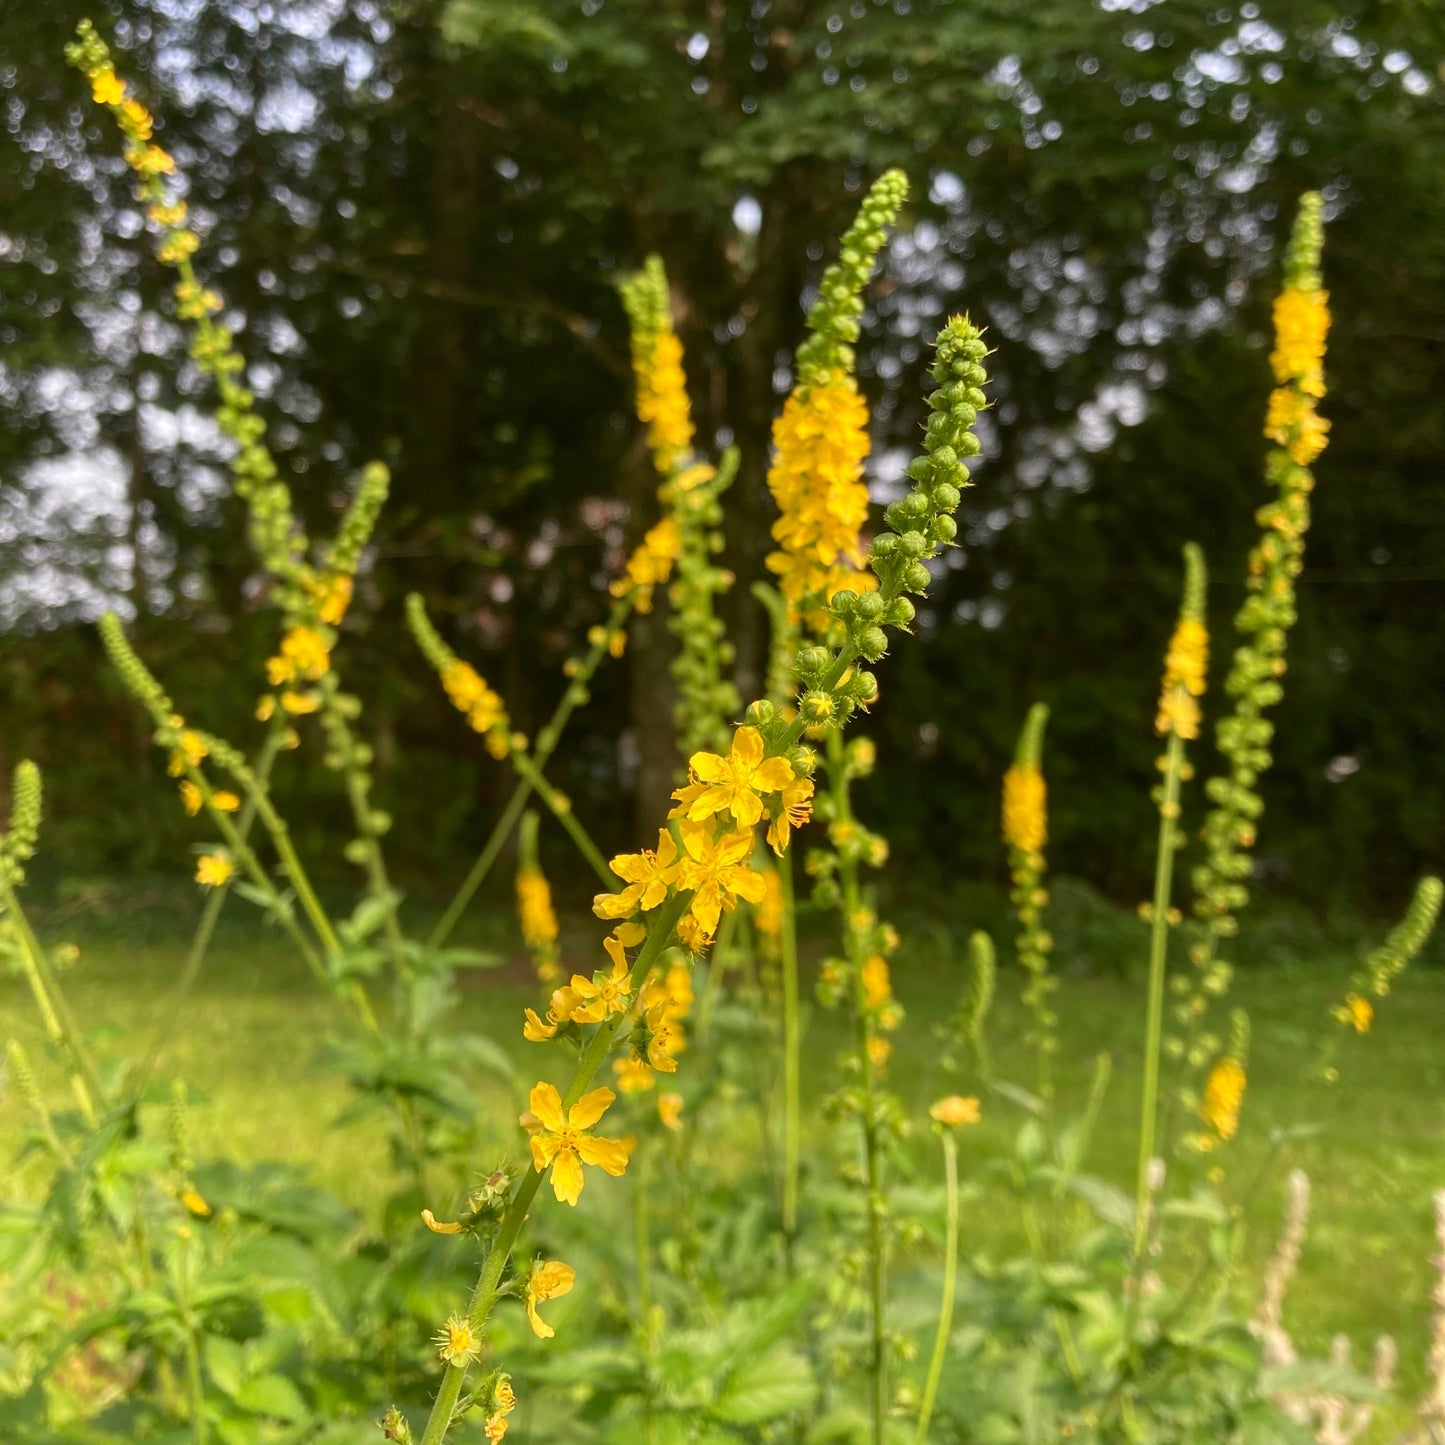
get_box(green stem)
[915,1131,959,1445]
[512,752,613,888]
[1131,731,1186,1287]
[779,848,802,1243]
[828,730,887,1445]
[417,894,689,1445]
[429,597,635,951]
[0,878,103,1120]
[694,906,737,1046]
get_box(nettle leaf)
[204,1333,247,1400]
[236,1371,310,1422]
[713,1349,817,1424]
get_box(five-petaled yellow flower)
[675,819,766,937]
[195,854,234,887]
[766,776,815,855]
[525,1259,577,1339]
[567,932,635,1023]
[684,726,795,829]
[593,829,678,920]
[929,1095,981,1128]
[525,1083,633,1206]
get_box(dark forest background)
[1,0,1441,917]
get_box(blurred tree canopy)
[1,0,1441,914]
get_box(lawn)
[3,873,1443,1420]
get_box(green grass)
[3,876,1443,1421]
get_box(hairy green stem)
[779,848,803,1242]
[418,894,689,1445]
[915,1131,959,1445]
[1132,732,1185,1286]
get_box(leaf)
[236,1371,310,1422]
[989,1079,1046,1116]
[204,1334,247,1401]
[713,1350,816,1424]
[1058,1173,1134,1231]
[1259,1359,1390,1403]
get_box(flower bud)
[855,627,888,662]
[744,699,776,727]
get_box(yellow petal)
[688,750,730,783]
[550,1148,585,1206]
[568,1086,616,1131]
[614,920,647,948]
[729,868,766,906]
[421,1209,462,1234]
[529,1082,566,1133]
[730,726,765,769]
[523,1009,557,1043]
[575,1133,633,1177]
[753,757,795,792]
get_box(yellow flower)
[675,819,767,937]
[516,866,558,949]
[633,326,695,473]
[676,913,713,953]
[179,1188,211,1217]
[148,200,188,229]
[167,729,209,777]
[120,98,152,139]
[593,829,679,919]
[195,854,233,887]
[523,1007,558,1042]
[1200,1058,1246,1142]
[433,1314,482,1366]
[765,372,875,627]
[1002,765,1047,855]
[1345,992,1373,1034]
[684,726,796,829]
[212,790,240,813]
[271,625,330,684]
[255,694,276,722]
[91,70,126,106]
[766,775,815,856]
[280,690,321,716]
[867,1035,892,1073]
[929,1095,982,1128]
[640,1002,685,1073]
[526,1082,633,1206]
[484,1416,509,1443]
[440,659,507,735]
[1265,387,1330,466]
[861,953,892,1011]
[313,573,353,625]
[613,1055,655,1092]
[1270,286,1330,395]
[1156,618,1209,740]
[567,934,635,1024]
[657,1092,684,1131]
[179,781,203,816]
[525,1259,576,1339]
[613,517,684,613]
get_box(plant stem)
[511,752,613,888]
[827,729,887,1445]
[1132,732,1185,1278]
[417,894,688,1445]
[779,847,802,1243]
[0,877,103,1121]
[915,1131,959,1445]
[429,597,635,951]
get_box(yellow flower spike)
[1002,765,1047,855]
[421,1209,463,1235]
[313,572,353,626]
[657,1092,685,1132]
[91,69,125,105]
[526,1082,633,1206]
[675,818,767,938]
[929,1095,982,1128]
[525,1259,577,1339]
[1156,545,1210,741]
[432,1314,482,1366]
[1200,1057,1246,1142]
[195,854,233,887]
[592,828,679,919]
